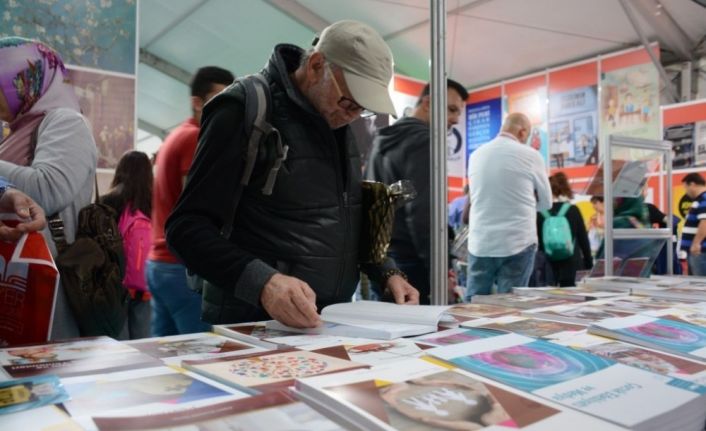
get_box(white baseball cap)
[314,20,396,116]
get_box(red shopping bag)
[0,219,58,346]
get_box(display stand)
[600,135,673,276]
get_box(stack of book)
[471,293,582,309]
[295,358,625,431]
[522,303,633,325]
[428,333,706,431]
[588,315,706,362]
[513,286,626,301]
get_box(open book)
[266,301,453,340]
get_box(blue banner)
[467,98,502,160]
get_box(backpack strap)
[557,202,571,217]
[540,209,551,219]
[240,73,288,196]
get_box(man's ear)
[191,96,204,115]
[307,51,326,83]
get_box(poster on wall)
[663,123,696,169]
[447,108,467,178]
[0,0,137,74]
[466,98,502,159]
[600,63,660,150]
[67,68,135,169]
[506,87,549,163]
[548,86,599,167]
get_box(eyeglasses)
[326,63,374,118]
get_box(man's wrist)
[0,183,14,200]
[382,268,407,285]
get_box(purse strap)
[48,174,101,252]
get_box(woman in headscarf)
[0,37,97,340]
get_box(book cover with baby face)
[322,370,558,430]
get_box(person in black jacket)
[365,79,468,304]
[536,172,593,286]
[166,21,418,329]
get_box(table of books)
[3,275,706,431]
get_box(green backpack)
[541,203,574,261]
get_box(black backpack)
[48,177,128,338]
[186,73,287,323]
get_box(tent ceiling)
[137,0,706,140]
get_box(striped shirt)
[680,191,706,253]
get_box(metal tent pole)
[430,0,448,305]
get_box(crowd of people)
[0,20,698,342]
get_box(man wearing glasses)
[166,20,419,329]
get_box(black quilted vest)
[202,45,363,321]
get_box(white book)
[428,333,706,430]
[550,330,706,385]
[295,358,626,431]
[589,314,706,362]
[266,301,452,340]
[214,322,354,350]
[299,338,434,367]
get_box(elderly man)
[167,20,419,328]
[465,113,552,300]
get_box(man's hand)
[385,275,419,305]
[0,188,46,242]
[691,242,702,256]
[261,273,321,328]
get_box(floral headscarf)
[0,37,80,166]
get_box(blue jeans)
[689,253,706,276]
[147,260,211,336]
[465,244,537,301]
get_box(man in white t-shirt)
[465,113,552,300]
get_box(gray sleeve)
[533,152,552,212]
[0,109,97,215]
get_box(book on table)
[581,276,688,292]
[471,293,582,309]
[582,296,677,313]
[213,322,359,350]
[126,332,265,365]
[512,286,625,301]
[522,303,634,325]
[181,348,366,395]
[299,337,435,367]
[59,365,242,418]
[445,303,520,322]
[294,357,626,431]
[641,306,706,328]
[265,301,454,339]
[550,330,706,385]
[0,336,160,379]
[588,315,706,362]
[428,332,706,431]
[631,287,706,302]
[91,390,343,431]
[410,327,502,347]
[461,315,586,340]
